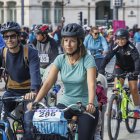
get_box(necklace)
[67,55,80,65]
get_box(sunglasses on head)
[4,34,17,40]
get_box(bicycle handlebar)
[0,96,33,102]
[105,72,139,78]
[33,101,95,119]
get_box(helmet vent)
[69,26,73,32]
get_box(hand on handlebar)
[27,101,38,111]
[86,103,96,114]
[24,92,37,100]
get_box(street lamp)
[61,0,70,17]
[61,0,70,27]
[21,0,24,25]
[88,2,90,26]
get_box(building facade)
[0,0,140,29]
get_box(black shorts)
[114,67,138,81]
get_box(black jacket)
[100,41,140,72]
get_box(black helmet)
[0,21,21,34]
[115,28,129,39]
[61,23,85,40]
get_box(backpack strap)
[23,46,29,67]
[3,47,8,66]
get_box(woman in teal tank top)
[33,23,99,140]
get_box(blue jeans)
[2,91,34,140]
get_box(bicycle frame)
[115,78,135,119]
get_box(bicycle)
[32,101,95,140]
[107,73,138,140]
[0,96,31,140]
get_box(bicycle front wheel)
[107,94,121,140]
[0,121,16,140]
[125,95,137,133]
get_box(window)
[0,2,4,24]
[55,2,62,24]
[113,0,122,7]
[42,2,51,24]
[7,2,16,22]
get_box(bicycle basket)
[32,108,68,138]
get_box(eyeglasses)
[4,34,17,40]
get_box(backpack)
[3,46,29,68]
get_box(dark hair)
[91,26,99,33]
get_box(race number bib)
[39,54,49,63]
[33,108,61,121]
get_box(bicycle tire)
[125,95,137,133]
[107,94,121,140]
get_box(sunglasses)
[4,34,17,40]
[93,32,99,35]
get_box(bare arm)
[34,64,59,102]
[86,67,96,113]
[87,67,96,104]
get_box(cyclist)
[99,28,140,118]
[0,21,41,140]
[0,33,5,49]
[20,31,29,46]
[30,23,99,140]
[29,24,36,44]
[0,30,5,83]
[32,24,58,79]
[84,26,108,70]
[53,25,63,54]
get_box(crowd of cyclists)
[0,21,140,140]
